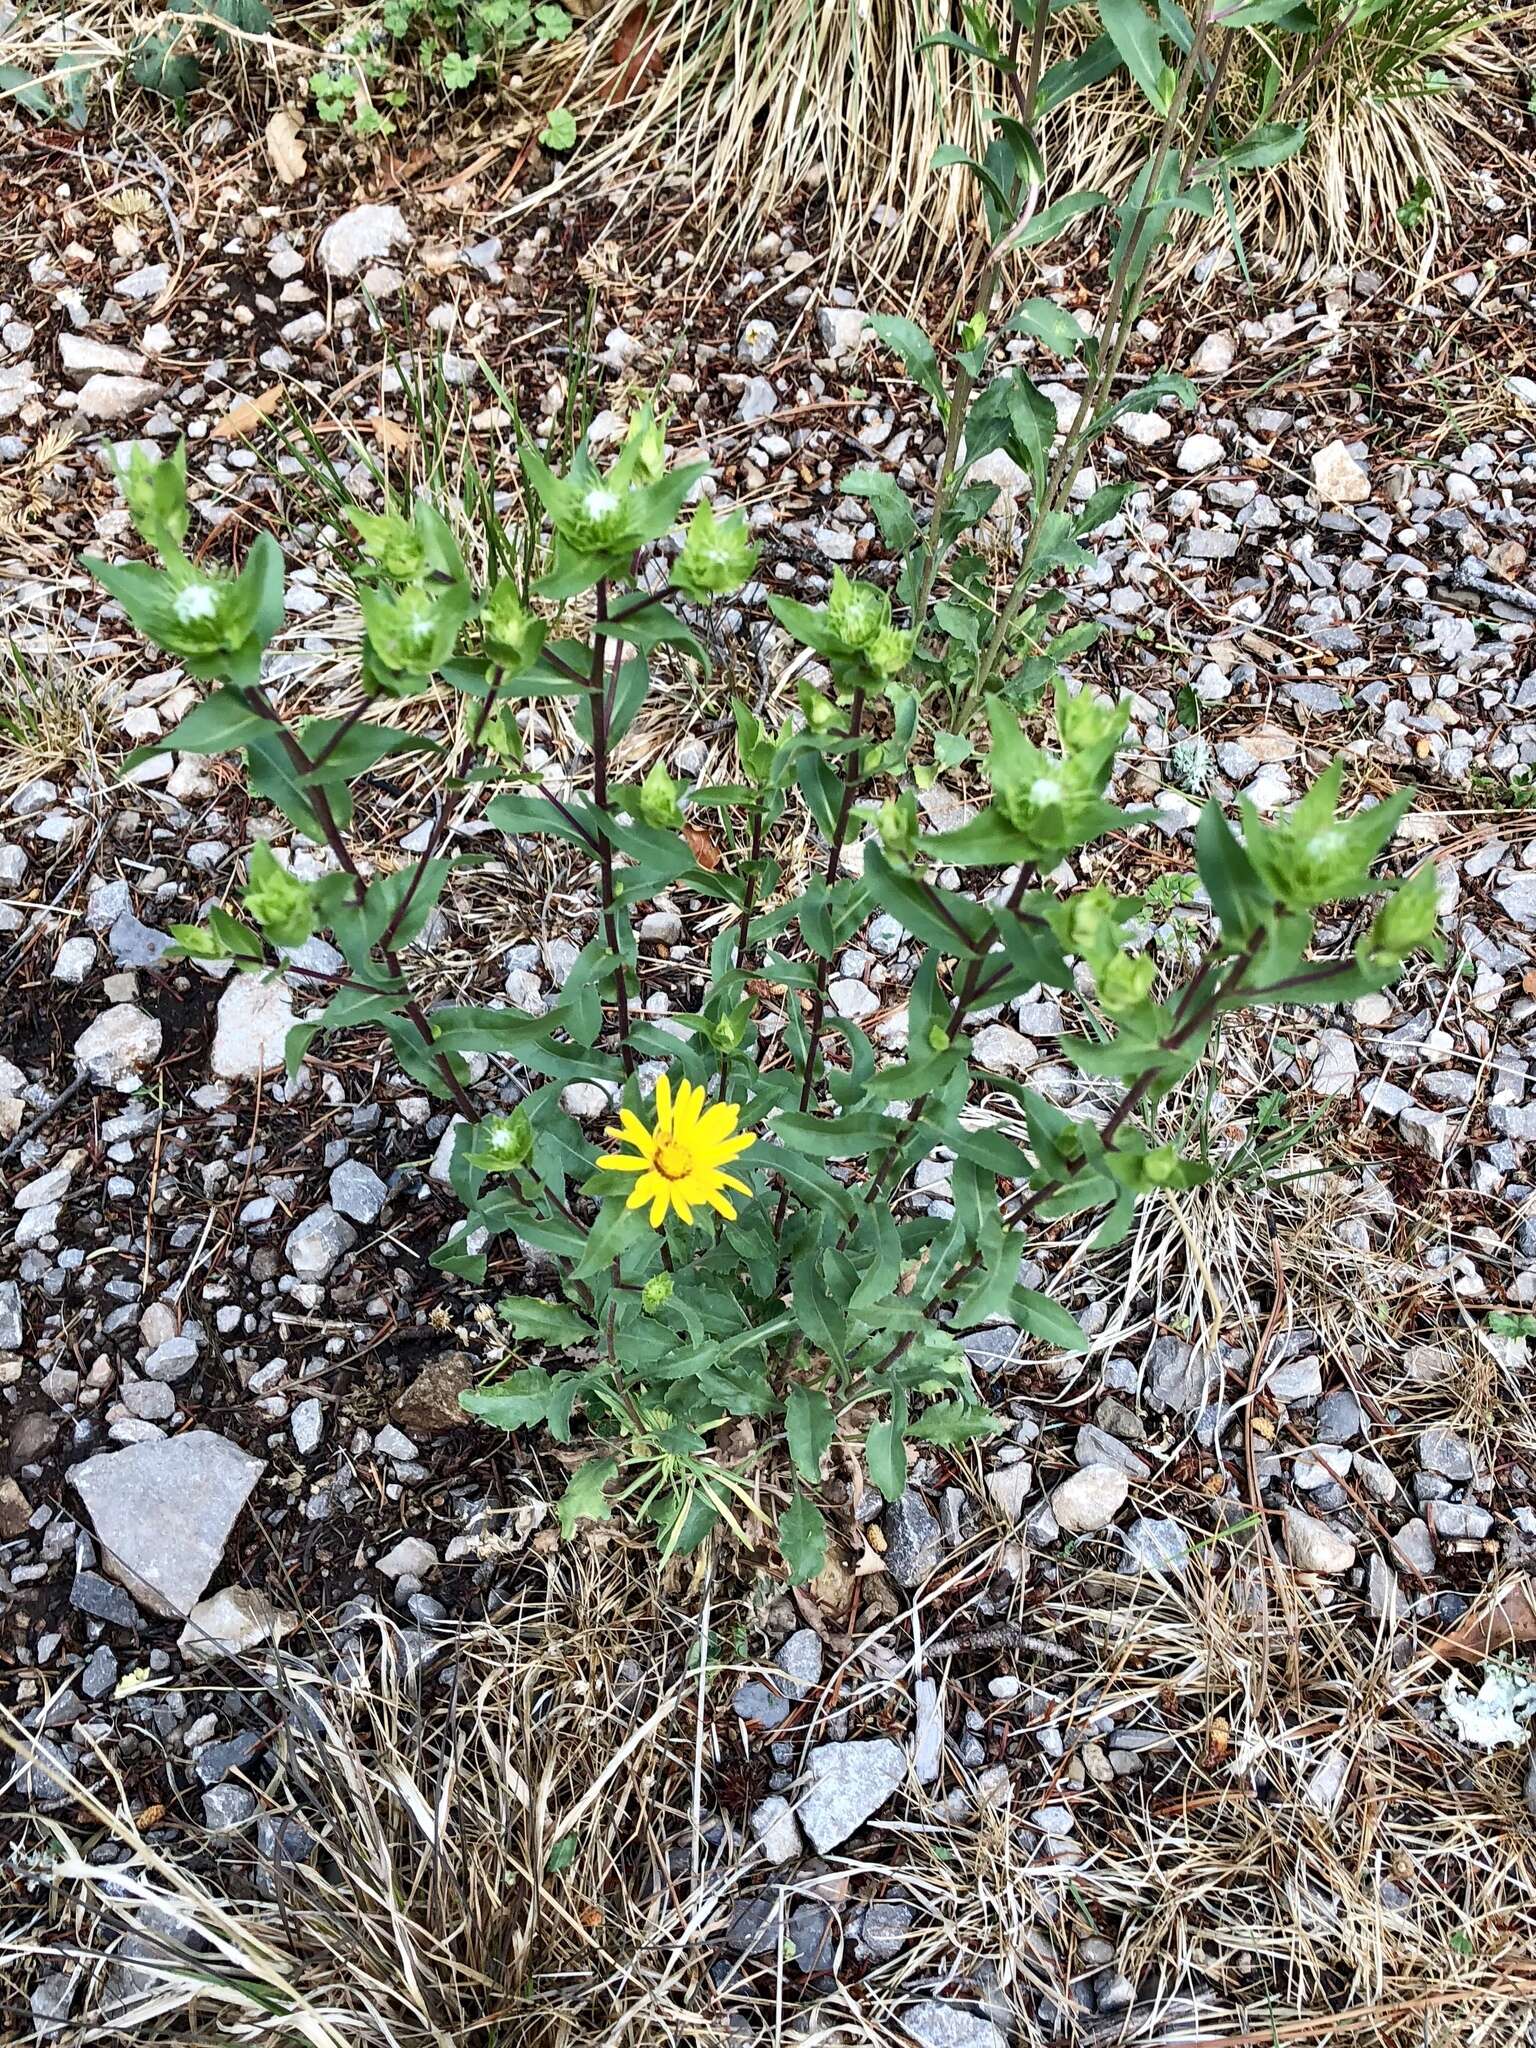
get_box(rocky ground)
[2,81,1536,2048]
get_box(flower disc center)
[654,1138,693,1180]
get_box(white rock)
[971,1024,1036,1077]
[737,318,779,367]
[52,936,96,984]
[560,1081,613,1119]
[1284,1508,1356,1574]
[318,203,413,278]
[1176,432,1224,473]
[59,334,147,382]
[737,376,778,423]
[1118,408,1171,448]
[1311,438,1370,505]
[1190,329,1236,377]
[73,1004,161,1089]
[212,973,295,1080]
[1050,1463,1129,1535]
[816,306,871,359]
[179,1585,295,1664]
[75,374,164,421]
[376,1535,437,1579]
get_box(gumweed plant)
[86,0,1440,1579]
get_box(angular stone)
[881,1488,943,1587]
[318,203,412,278]
[797,1737,905,1852]
[329,1158,387,1223]
[1050,1464,1128,1535]
[179,1585,295,1664]
[70,1431,264,1618]
[1121,1516,1189,1577]
[212,974,295,1081]
[1312,438,1370,505]
[75,373,163,421]
[284,1206,356,1280]
[73,1004,161,1089]
[901,2002,1008,2048]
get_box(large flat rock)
[70,1431,264,1618]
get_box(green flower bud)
[243,841,314,950]
[1141,1144,1181,1187]
[876,791,920,866]
[865,623,915,681]
[481,578,545,672]
[158,569,251,661]
[618,406,668,487]
[673,499,758,601]
[347,507,427,583]
[1097,949,1156,1016]
[638,758,684,830]
[642,1271,674,1312]
[1055,684,1125,756]
[1364,864,1440,966]
[114,440,190,557]
[1054,884,1123,964]
[825,569,890,652]
[467,1108,534,1173]
[927,1024,951,1053]
[796,676,839,735]
[360,580,471,688]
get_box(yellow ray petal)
[653,1071,672,1128]
[596,1154,648,1174]
[714,1171,753,1197]
[705,1189,738,1219]
[697,1101,741,1140]
[671,1190,694,1225]
[649,1188,669,1228]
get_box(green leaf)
[129,35,201,98]
[497,1296,593,1347]
[868,314,947,412]
[843,467,917,551]
[460,1365,581,1440]
[545,1834,578,1873]
[1008,299,1087,357]
[1006,190,1108,251]
[1097,0,1168,110]
[786,1383,836,1484]
[123,687,268,770]
[909,1398,1006,1447]
[779,1494,828,1586]
[1195,801,1270,943]
[0,63,51,115]
[1222,121,1308,173]
[555,1457,617,1539]
[540,106,576,150]
[865,1413,907,1504]
[1012,1287,1089,1353]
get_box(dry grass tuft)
[1,1546,732,2046]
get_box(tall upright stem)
[590,582,636,1076]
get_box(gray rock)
[1075,1424,1150,1479]
[1389,1518,1436,1576]
[881,1488,943,1587]
[1433,1502,1493,1541]
[1418,1425,1474,1481]
[108,909,173,968]
[70,1570,140,1628]
[143,1335,198,1383]
[291,1397,324,1455]
[737,376,778,423]
[901,2002,1008,2048]
[376,1535,437,1579]
[73,1004,162,1089]
[1315,1390,1364,1443]
[318,203,412,279]
[749,1794,802,1864]
[30,1970,77,2035]
[194,1730,262,1784]
[816,306,870,358]
[0,1280,21,1351]
[203,1784,257,1831]
[797,1737,905,1852]
[81,1645,119,1698]
[1145,1335,1206,1414]
[1121,1516,1189,1577]
[856,1900,915,1960]
[70,1431,264,1618]
[785,1900,835,1972]
[180,1585,293,1663]
[59,334,146,381]
[733,1626,823,1729]
[328,1158,387,1224]
[285,1207,356,1280]
[1050,1464,1129,1535]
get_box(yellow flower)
[596,1073,756,1228]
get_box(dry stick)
[970,2,1218,706]
[590,583,636,1077]
[769,688,869,1236]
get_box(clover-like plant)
[85,0,1439,1578]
